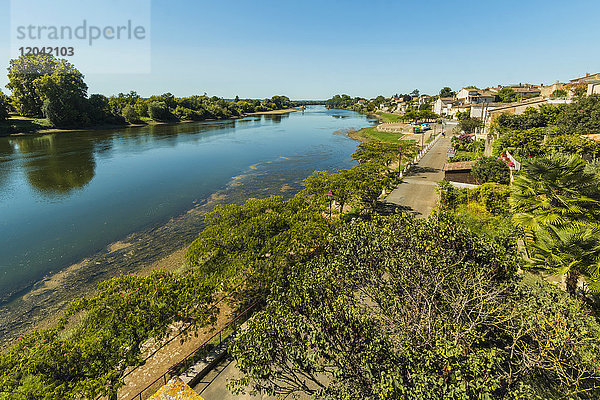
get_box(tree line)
[0,54,296,128]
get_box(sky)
[0,0,599,99]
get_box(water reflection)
[13,135,96,195]
[0,140,15,188]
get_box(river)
[0,105,375,344]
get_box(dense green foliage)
[511,153,600,294]
[0,272,216,399]
[551,89,567,98]
[472,157,510,184]
[439,181,511,216]
[439,86,455,97]
[230,215,600,399]
[0,91,8,122]
[496,87,517,103]
[449,134,484,162]
[493,96,600,159]
[4,55,296,128]
[458,117,482,133]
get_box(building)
[456,88,496,104]
[489,84,541,98]
[443,160,479,185]
[433,97,470,117]
[469,103,503,119]
[433,97,454,115]
[418,95,432,105]
[570,72,600,84]
[540,81,569,98]
[588,79,600,95]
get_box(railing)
[118,281,244,387]
[128,302,260,400]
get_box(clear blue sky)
[0,0,599,99]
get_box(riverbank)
[0,108,301,137]
[0,106,366,349]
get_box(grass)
[0,116,52,136]
[377,112,404,123]
[358,126,405,143]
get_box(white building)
[587,79,600,95]
[456,88,495,104]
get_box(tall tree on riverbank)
[6,54,59,116]
[6,54,89,126]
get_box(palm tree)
[510,153,600,294]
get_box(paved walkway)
[384,134,452,218]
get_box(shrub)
[472,156,510,184]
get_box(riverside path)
[384,133,452,218]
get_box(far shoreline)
[1,107,302,137]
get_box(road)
[384,133,452,218]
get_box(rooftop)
[443,160,479,171]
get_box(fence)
[128,302,260,400]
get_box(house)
[433,97,454,115]
[587,79,600,95]
[489,84,541,98]
[357,99,367,105]
[443,160,479,185]
[570,72,600,84]
[418,95,432,105]
[469,102,503,119]
[433,97,470,117]
[456,88,495,104]
[540,81,569,98]
[445,101,470,118]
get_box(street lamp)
[398,146,403,176]
[327,190,334,218]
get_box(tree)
[555,94,600,136]
[230,215,600,399]
[511,153,600,293]
[0,91,9,122]
[439,87,454,97]
[409,89,420,98]
[551,89,568,98]
[495,108,548,130]
[471,156,510,184]
[9,55,90,127]
[458,117,482,134]
[455,109,471,121]
[6,54,59,116]
[496,87,517,103]
[0,271,217,399]
[122,105,140,124]
[418,110,439,121]
[147,101,172,121]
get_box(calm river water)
[0,106,374,310]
